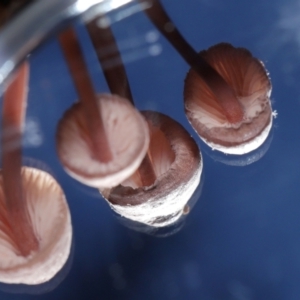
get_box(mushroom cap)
[100,111,202,227]
[56,94,150,188]
[0,167,72,284]
[184,43,273,155]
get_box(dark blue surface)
[2,0,300,299]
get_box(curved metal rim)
[0,0,132,93]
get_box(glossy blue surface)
[1,0,300,299]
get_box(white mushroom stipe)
[56,94,150,188]
[0,167,72,284]
[100,111,202,227]
[184,43,273,155]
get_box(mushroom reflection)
[0,63,72,284]
[100,112,202,227]
[56,27,150,188]
[140,0,273,154]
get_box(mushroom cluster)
[0,0,275,286]
[55,0,274,229]
[140,0,274,155]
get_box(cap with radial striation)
[56,94,150,188]
[0,167,72,285]
[184,43,273,155]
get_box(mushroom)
[101,111,202,227]
[56,93,150,188]
[184,43,272,154]
[0,62,72,284]
[115,170,203,236]
[202,127,273,167]
[139,0,273,154]
[86,19,202,227]
[86,19,157,187]
[56,27,150,188]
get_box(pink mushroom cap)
[56,94,150,188]
[0,167,72,284]
[184,43,273,155]
[100,111,202,227]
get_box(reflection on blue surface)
[2,0,300,299]
[201,127,274,167]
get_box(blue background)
[1,0,300,299]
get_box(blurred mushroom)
[101,111,203,227]
[0,63,72,284]
[56,27,150,188]
[139,0,273,154]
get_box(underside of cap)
[0,167,72,284]
[56,94,150,188]
[100,111,202,227]
[184,43,273,154]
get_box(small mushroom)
[85,19,202,227]
[139,1,273,154]
[100,111,202,227]
[56,93,150,188]
[0,63,72,284]
[56,27,150,188]
[86,19,157,187]
[184,43,272,154]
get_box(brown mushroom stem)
[86,21,157,186]
[2,62,39,256]
[86,20,134,105]
[139,0,244,124]
[59,27,112,163]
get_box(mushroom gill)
[56,27,150,188]
[100,111,202,227]
[138,1,273,154]
[139,0,244,125]
[0,167,72,285]
[184,43,272,154]
[0,63,72,284]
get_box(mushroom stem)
[2,62,39,256]
[86,20,134,105]
[59,27,113,163]
[87,21,157,186]
[139,0,244,124]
